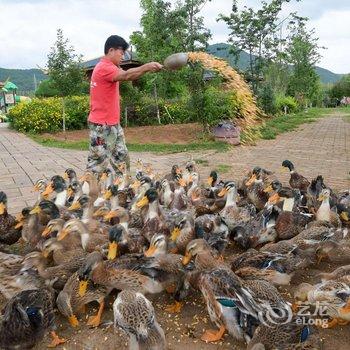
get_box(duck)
[0,251,45,300]
[245,167,270,210]
[77,252,164,297]
[107,224,147,259]
[144,233,188,312]
[0,191,22,245]
[159,178,175,208]
[32,178,49,202]
[170,213,195,254]
[20,207,46,248]
[29,200,60,226]
[316,188,341,227]
[42,175,68,208]
[0,288,65,349]
[79,171,99,204]
[247,320,320,350]
[315,240,350,264]
[194,267,291,343]
[231,205,279,249]
[63,168,78,185]
[57,218,107,252]
[113,290,165,350]
[281,160,310,193]
[218,181,253,230]
[294,279,350,328]
[56,270,107,328]
[320,264,350,281]
[182,239,222,271]
[22,251,86,290]
[39,238,87,265]
[136,188,170,242]
[263,188,313,241]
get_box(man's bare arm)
[113,62,163,82]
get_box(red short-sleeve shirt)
[88,57,120,125]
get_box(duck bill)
[264,185,273,193]
[68,315,79,327]
[136,196,149,208]
[280,166,288,173]
[41,226,52,237]
[100,173,108,181]
[68,202,81,211]
[104,211,117,221]
[14,221,23,229]
[207,176,213,186]
[218,188,228,197]
[32,184,41,192]
[317,194,324,201]
[79,174,87,182]
[114,177,122,186]
[175,168,182,175]
[182,252,192,265]
[131,180,141,190]
[144,245,157,257]
[57,229,69,241]
[245,174,256,186]
[171,227,181,242]
[67,188,74,198]
[107,242,118,260]
[42,182,54,197]
[0,202,5,215]
[268,193,280,204]
[340,212,349,222]
[178,178,187,187]
[42,249,50,258]
[78,280,88,297]
[63,173,69,180]
[30,206,41,215]
[103,190,112,200]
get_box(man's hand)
[144,62,163,72]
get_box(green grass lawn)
[258,107,345,140]
[30,107,349,152]
[30,135,230,153]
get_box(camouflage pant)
[87,123,130,175]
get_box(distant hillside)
[207,43,343,84]
[0,68,47,93]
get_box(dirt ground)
[11,245,346,350]
[42,123,205,144]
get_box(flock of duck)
[0,159,349,350]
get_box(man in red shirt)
[87,35,163,176]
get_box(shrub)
[201,86,241,126]
[9,95,90,133]
[275,95,299,114]
[64,96,90,130]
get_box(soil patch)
[42,123,205,144]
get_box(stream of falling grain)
[188,52,263,144]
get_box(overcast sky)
[0,0,349,73]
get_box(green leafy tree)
[47,29,88,97]
[285,20,323,106]
[330,74,350,99]
[46,29,88,132]
[35,79,60,97]
[130,0,211,98]
[218,0,298,92]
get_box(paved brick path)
[0,111,349,214]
